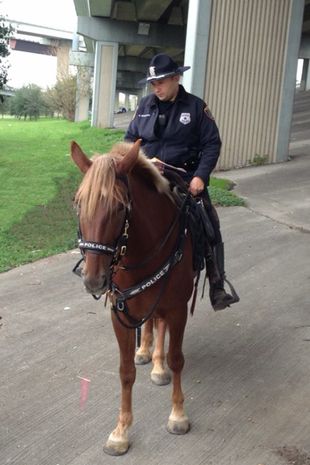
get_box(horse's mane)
[75,142,172,220]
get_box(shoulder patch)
[204,105,215,121]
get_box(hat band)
[146,71,177,82]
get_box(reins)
[117,204,183,271]
[109,193,191,329]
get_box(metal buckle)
[120,245,127,256]
[123,220,129,238]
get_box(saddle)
[163,167,213,272]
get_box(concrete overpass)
[73,0,309,169]
[6,18,148,121]
[7,20,94,121]
[8,21,74,81]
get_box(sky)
[1,0,77,89]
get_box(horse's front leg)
[166,311,190,435]
[151,318,171,386]
[104,314,136,456]
[134,318,153,365]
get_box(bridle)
[73,175,131,282]
[73,174,191,330]
[76,208,130,262]
[72,204,131,296]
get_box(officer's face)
[150,76,180,102]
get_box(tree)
[0,15,13,92]
[10,84,44,119]
[0,94,9,116]
[45,75,77,121]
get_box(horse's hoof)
[151,371,171,386]
[103,439,130,456]
[167,417,190,435]
[135,352,152,365]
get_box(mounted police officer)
[125,53,239,311]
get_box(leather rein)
[73,177,191,330]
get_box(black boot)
[196,199,239,311]
[210,242,240,311]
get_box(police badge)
[179,112,191,125]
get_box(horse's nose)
[83,273,108,295]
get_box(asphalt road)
[1,91,309,465]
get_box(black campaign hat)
[138,53,190,85]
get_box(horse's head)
[71,139,141,295]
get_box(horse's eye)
[115,203,126,213]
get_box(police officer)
[125,53,239,311]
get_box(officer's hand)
[189,177,205,196]
[150,157,165,174]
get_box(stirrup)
[224,276,240,304]
[211,278,240,311]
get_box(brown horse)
[71,139,196,455]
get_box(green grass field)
[0,118,244,273]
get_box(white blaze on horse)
[71,139,196,455]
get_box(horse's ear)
[117,139,142,175]
[70,141,92,173]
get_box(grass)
[0,118,124,272]
[0,118,244,272]
[209,177,245,207]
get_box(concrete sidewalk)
[216,153,310,233]
[1,197,310,465]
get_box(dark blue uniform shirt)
[125,85,222,185]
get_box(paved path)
[1,92,310,465]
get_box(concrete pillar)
[128,94,138,111]
[136,89,144,105]
[306,60,310,91]
[115,92,120,111]
[57,40,71,79]
[70,46,94,123]
[91,41,118,128]
[301,59,310,91]
[276,0,305,162]
[125,93,130,110]
[75,67,91,122]
[183,0,212,98]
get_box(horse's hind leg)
[151,318,171,386]
[104,315,136,456]
[135,318,153,365]
[166,311,190,435]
